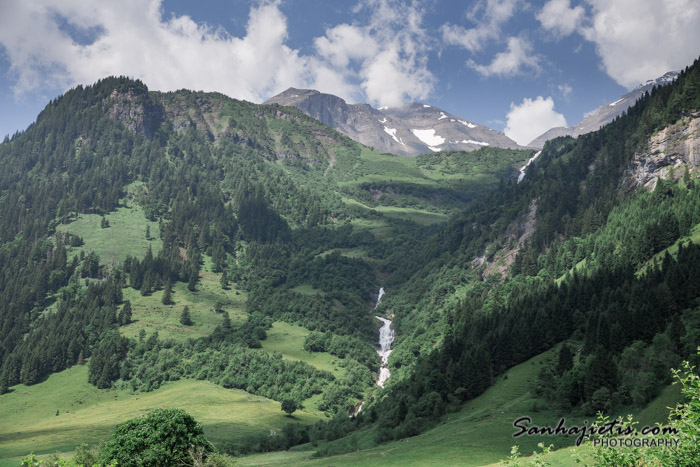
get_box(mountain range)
[266,71,681,155]
[265,88,523,156]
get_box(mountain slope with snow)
[265,88,523,156]
[528,71,680,148]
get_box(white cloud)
[316,0,435,107]
[441,0,521,52]
[536,0,585,37]
[0,0,317,102]
[581,0,700,89]
[468,37,541,77]
[505,96,567,145]
[0,0,435,108]
[536,0,700,90]
[558,83,573,97]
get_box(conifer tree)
[221,311,231,330]
[119,301,132,325]
[187,270,198,292]
[180,306,193,326]
[162,280,173,305]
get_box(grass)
[238,343,680,466]
[120,256,247,342]
[290,284,326,297]
[315,248,375,262]
[373,205,448,225]
[0,366,326,466]
[56,199,162,267]
[261,322,345,378]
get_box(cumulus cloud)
[0,0,436,107]
[0,0,315,102]
[536,0,585,37]
[314,0,435,107]
[441,0,521,52]
[468,37,541,77]
[581,0,700,89]
[505,96,567,145]
[536,0,700,89]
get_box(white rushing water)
[374,287,395,388]
[376,317,395,388]
[517,150,542,184]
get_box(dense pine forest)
[1,54,699,465]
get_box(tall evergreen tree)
[162,280,173,305]
[180,306,193,326]
[119,301,132,325]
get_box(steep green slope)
[264,56,700,461]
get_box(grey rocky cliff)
[621,114,700,192]
[265,88,523,156]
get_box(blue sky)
[1,0,699,145]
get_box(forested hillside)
[300,56,700,451]
[0,73,534,464]
[1,53,699,464]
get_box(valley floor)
[235,345,681,466]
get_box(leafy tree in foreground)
[100,408,213,467]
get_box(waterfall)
[374,287,394,388]
[375,316,395,388]
[517,150,542,183]
[350,288,394,417]
[375,287,385,308]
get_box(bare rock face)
[621,114,700,192]
[529,71,680,149]
[107,89,163,139]
[265,88,524,155]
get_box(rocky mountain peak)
[264,89,523,156]
[528,70,681,149]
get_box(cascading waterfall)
[352,288,394,417]
[374,287,395,388]
[376,317,394,388]
[517,150,542,183]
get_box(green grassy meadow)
[0,366,325,466]
[238,343,680,467]
[56,200,162,267]
[120,256,247,342]
[261,322,345,378]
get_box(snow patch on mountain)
[459,119,477,129]
[411,129,445,147]
[384,126,406,146]
[464,139,489,146]
[439,112,448,120]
